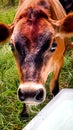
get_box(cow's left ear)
[0,23,14,43]
[49,12,73,38]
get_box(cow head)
[0,10,73,105]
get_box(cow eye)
[50,41,57,52]
[9,42,15,51]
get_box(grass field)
[0,5,73,130]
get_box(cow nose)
[18,83,46,105]
[18,88,44,102]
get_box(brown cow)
[0,0,73,118]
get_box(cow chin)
[17,82,46,105]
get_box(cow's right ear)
[0,23,14,43]
[58,12,73,37]
[49,12,73,38]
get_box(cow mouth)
[22,97,45,105]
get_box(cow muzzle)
[18,82,46,105]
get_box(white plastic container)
[23,89,73,130]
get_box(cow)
[0,0,73,118]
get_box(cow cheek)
[13,53,23,82]
[16,61,23,81]
[40,57,53,83]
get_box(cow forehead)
[11,17,55,45]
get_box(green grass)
[0,6,73,130]
[60,51,73,89]
[0,6,16,23]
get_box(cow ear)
[0,23,14,43]
[59,12,73,37]
[49,12,73,38]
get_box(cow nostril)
[18,89,25,101]
[35,89,44,101]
